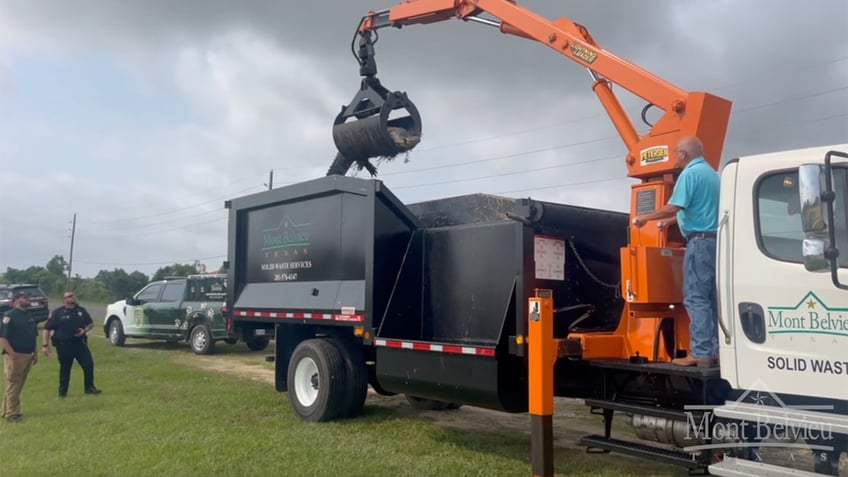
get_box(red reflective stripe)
[233,310,364,322]
[374,339,495,357]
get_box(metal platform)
[588,358,722,378]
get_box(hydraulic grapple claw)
[332,76,422,161]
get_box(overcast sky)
[0,0,846,279]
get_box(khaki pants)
[3,352,34,418]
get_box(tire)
[224,338,238,345]
[246,338,270,351]
[287,339,347,422]
[405,395,452,411]
[327,338,368,419]
[190,324,215,355]
[109,320,126,347]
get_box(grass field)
[0,337,688,477]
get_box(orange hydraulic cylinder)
[528,289,554,477]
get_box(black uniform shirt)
[46,306,93,342]
[0,308,38,353]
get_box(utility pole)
[66,213,76,291]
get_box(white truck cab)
[711,144,848,476]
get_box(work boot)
[85,387,102,395]
[671,356,698,367]
[697,356,720,368]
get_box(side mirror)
[802,238,829,272]
[799,150,848,289]
[798,164,828,233]
[798,164,830,272]
[125,297,138,306]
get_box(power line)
[89,216,227,238]
[384,136,618,176]
[74,255,227,267]
[84,182,264,225]
[402,55,848,154]
[65,67,848,236]
[493,175,632,196]
[94,208,224,232]
[71,56,848,232]
[72,110,845,269]
[733,86,848,114]
[391,153,621,190]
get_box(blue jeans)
[683,237,718,358]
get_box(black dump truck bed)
[226,175,627,411]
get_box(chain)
[568,237,620,290]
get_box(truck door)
[726,157,848,401]
[125,282,163,336]
[145,281,186,338]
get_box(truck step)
[584,398,708,421]
[713,402,848,434]
[579,434,705,470]
[708,456,827,477]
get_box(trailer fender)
[274,324,315,393]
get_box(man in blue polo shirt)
[633,136,720,367]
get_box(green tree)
[45,255,68,277]
[72,278,114,303]
[4,266,55,293]
[95,269,150,300]
[151,264,198,281]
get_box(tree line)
[1,255,218,303]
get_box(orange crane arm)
[356,0,732,179]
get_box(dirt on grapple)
[327,126,421,177]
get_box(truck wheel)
[190,324,215,355]
[287,339,347,422]
[406,395,452,411]
[246,338,270,351]
[327,338,368,419]
[109,320,126,347]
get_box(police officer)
[42,291,101,398]
[0,291,39,423]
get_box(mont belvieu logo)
[262,216,311,252]
[768,291,848,338]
